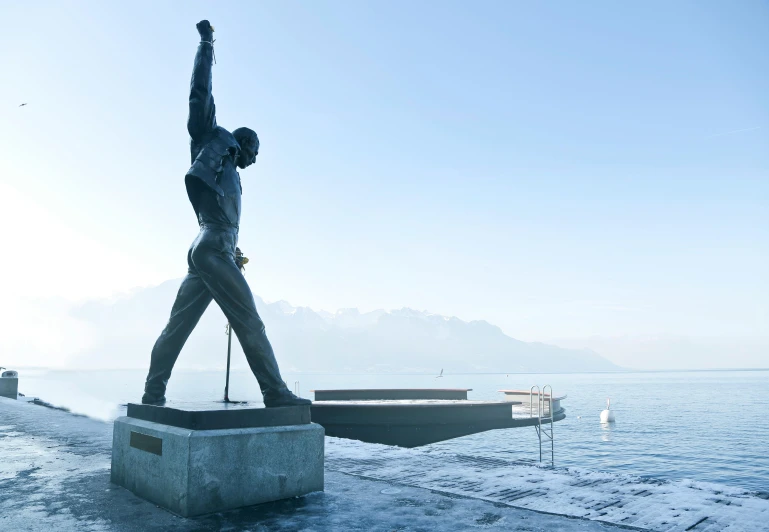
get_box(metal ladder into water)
[530,385,555,466]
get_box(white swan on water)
[600,398,615,423]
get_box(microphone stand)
[223,249,249,404]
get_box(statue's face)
[237,137,259,169]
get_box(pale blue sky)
[0,1,767,367]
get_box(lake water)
[10,368,769,493]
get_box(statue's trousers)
[143,225,285,398]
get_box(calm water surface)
[11,368,769,493]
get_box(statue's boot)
[262,388,312,407]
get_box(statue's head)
[233,127,259,169]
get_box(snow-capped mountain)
[66,279,622,373]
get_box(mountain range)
[67,279,622,373]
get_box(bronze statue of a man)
[142,20,310,408]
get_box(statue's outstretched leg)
[142,261,213,404]
[191,228,310,407]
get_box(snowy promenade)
[1,397,767,531]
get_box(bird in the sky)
[19,103,27,107]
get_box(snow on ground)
[326,436,769,531]
[0,397,625,531]
[2,397,768,531]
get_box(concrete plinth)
[111,415,324,517]
[0,377,18,399]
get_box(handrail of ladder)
[529,385,541,420]
[542,384,553,420]
[542,384,555,465]
[526,384,556,466]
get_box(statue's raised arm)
[188,20,217,143]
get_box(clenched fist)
[196,20,214,40]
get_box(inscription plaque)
[130,431,163,456]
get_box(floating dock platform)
[310,388,566,447]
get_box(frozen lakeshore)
[2,397,768,531]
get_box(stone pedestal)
[0,375,18,399]
[110,402,324,517]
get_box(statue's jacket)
[184,40,242,228]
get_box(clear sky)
[0,1,767,368]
